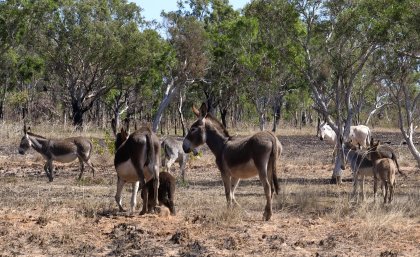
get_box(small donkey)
[18,125,95,182]
[142,171,176,215]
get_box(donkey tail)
[144,132,155,169]
[270,134,280,195]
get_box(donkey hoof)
[263,211,272,221]
[139,210,146,216]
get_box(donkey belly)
[116,160,155,183]
[357,167,374,177]
[116,160,139,182]
[52,153,78,163]
[229,159,258,179]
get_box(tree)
[41,0,144,127]
[377,0,420,166]
[152,8,209,132]
[292,0,406,183]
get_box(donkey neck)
[28,134,50,154]
[204,124,229,161]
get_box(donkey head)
[183,103,208,154]
[18,125,31,155]
[115,127,129,151]
[318,122,328,140]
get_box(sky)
[131,0,250,22]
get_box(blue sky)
[130,0,250,21]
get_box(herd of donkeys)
[17,104,404,221]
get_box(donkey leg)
[260,176,272,221]
[231,177,241,207]
[221,174,233,207]
[166,158,176,174]
[83,158,95,177]
[140,186,148,215]
[180,156,187,182]
[130,181,140,214]
[46,160,54,182]
[351,172,358,201]
[361,176,366,202]
[384,182,388,204]
[78,157,85,180]
[115,177,126,212]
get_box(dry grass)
[0,122,419,256]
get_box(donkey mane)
[205,113,231,139]
[27,131,47,139]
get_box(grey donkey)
[161,136,197,181]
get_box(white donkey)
[318,122,371,162]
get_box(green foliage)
[104,130,116,156]
[5,90,29,107]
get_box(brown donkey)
[142,171,176,215]
[18,125,95,182]
[368,139,397,204]
[183,103,282,221]
[114,127,160,215]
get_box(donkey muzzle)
[182,139,192,153]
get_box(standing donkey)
[368,139,397,204]
[183,103,282,221]
[114,126,160,215]
[18,125,95,182]
[161,136,198,181]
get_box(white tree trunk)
[152,80,177,133]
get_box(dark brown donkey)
[114,127,160,215]
[183,103,282,221]
[142,171,176,215]
[18,126,95,182]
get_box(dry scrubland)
[0,123,419,256]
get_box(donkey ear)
[111,118,117,136]
[192,105,200,117]
[120,127,128,139]
[199,103,207,117]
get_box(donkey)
[318,122,371,162]
[114,126,160,215]
[161,136,198,181]
[18,126,95,182]
[368,139,397,204]
[142,171,176,215]
[343,141,374,201]
[183,103,282,221]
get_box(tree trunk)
[0,100,4,120]
[259,112,265,131]
[272,96,283,132]
[153,80,177,133]
[72,100,85,128]
[220,108,228,128]
[178,91,187,136]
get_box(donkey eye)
[191,127,198,133]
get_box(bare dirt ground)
[0,125,419,256]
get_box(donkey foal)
[142,171,176,215]
[369,140,397,204]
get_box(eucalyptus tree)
[377,0,420,166]
[152,7,209,132]
[292,0,406,183]
[41,0,145,127]
[244,0,304,131]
